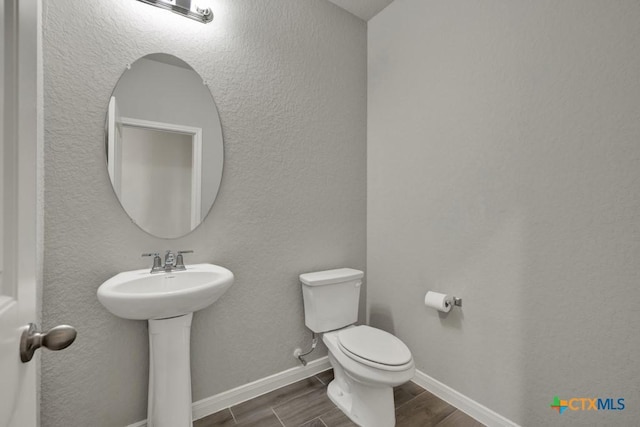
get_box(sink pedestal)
[147,313,193,427]
[97,263,234,426]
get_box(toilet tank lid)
[300,268,364,286]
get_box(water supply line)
[293,332,318,366]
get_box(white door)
[0,0,40,426]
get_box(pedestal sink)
[97,263,234,427]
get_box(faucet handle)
[142,252,163,273]
[175,250,193,270]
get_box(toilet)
[300,268,415,427]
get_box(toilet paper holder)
[424,291,463,312]
[448,297,463,308]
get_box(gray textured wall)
[368,1,640,426]
[42,1,366,426]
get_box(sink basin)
[98,263,234,320]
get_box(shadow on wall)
[369,304,395,335]
[437,305,463,330]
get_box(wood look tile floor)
[194,370,484,427]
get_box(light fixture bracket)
[136,0,213,24]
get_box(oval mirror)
[105,54,223,238]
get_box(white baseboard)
[127,360,517,427]
[412,370,520,427]
[126,356,331,427]
[192,356,331,420]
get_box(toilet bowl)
[323,326,415,427]
[300,268,415,427]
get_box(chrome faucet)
[164,250,176,271]
[142,250,193,273]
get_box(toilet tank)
[300,268,364,333]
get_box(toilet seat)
[337,325,412,372]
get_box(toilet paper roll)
[424,291,453,313]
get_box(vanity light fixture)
[135,0,213,23]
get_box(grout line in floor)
[273,384,327,414]
[227,378,327,426]
[314,404,346,424]
[435,409,458,426]
[393,388,427,411]
[309,416,328,427]
[441,408,485,427]
[228,406,238,424]
[314,369,332,385]
[271,407,286,427]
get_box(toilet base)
[327,353,396,427]
[327,377,395,427]
[327,380,354,420]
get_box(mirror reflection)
[106,54,223,238]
